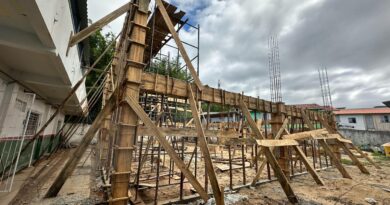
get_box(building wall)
[339,129,390,147]
[337,114,366,130]
[0,81,64,139]
[373,114,390,131]
[35,0,87,106]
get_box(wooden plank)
[300,110,352,179]
[124,95,209,201]
[45,89,117,197]
[251,119,290,185]
[257,139,299,147]
[292,145,325,186]
[350,144,381,169]
[187,87,222,205]
[337,141,370,174]
[283,129,327,140]
[69,2,133,47]
[136,125,241,138]
[318,139,352,179]
[239,99,264,139]
[263,147,298,203]
[155,0,203,91]
[274,118,290,140]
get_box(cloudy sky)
[88,0,390,108]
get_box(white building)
[0,0,88,168]
[334,108,390,131]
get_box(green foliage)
[85,30,115,122]
[147,56,192,81]
[201,103,230,112]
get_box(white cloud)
[88,0,390,108]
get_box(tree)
[147,56,192,81]
[86,30,115,122]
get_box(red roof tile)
[333,108,390,115]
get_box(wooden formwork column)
[110,1,149,204]
[271,103,289,179]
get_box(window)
[348,117,357,123]
[25,112,40,135]
[15,98,27,112]
[381,115,390,123]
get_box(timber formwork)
[45,1,381,205]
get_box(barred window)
[15,98,27,112]
[25,112,40,136]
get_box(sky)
[88,0,390,108]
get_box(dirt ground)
[1,145,389,205]
[136,145,390,205]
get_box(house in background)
[334,107,390,131]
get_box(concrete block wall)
[339,128,390,147]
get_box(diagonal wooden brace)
[124,95,209,202]
[155,0,203,91]
[188,87,223,205]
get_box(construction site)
[0,0,389,205]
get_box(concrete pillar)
[0,82,18,135]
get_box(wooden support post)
[263,147,298,204]
[271,103,290,179]
[301,110,352,179]
[292,145,325,186]
[318,139,352,179]
[188,87,223,205]
[240,100,297,202]
[111,2,149,204]
[124,96,209,202]
[155,0,203,90]
[68,2,133,47]
[45,91,117,197]
[337,141,369,174]
[350,144,381,169]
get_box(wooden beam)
[239,99,264,139]
[188,87,223,205]
[337,141,369,174]
[318,139,352,179]
[241,99,297,202]
[124,95,209,202]
[292,145,325,186]
[251,119,290,185]
[283,129,327,140]
[141,72,331,121]
[300,110,352,179]
[350,144,381,169]
[256,139,299,147]
[136,125,241,138]
[263,147,298,204]
[111,3,149,204]
[45,90,117,197]
[155,0,203,91]
[69,2,132,47]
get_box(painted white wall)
[0,82,65,138]
[338,115,366,130]
[35,0,87,108]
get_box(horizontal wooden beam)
[136,126,241,138]
[282,129,327,140]
[257,139,299,147]
[140,72,329,121]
